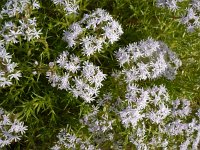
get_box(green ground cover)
[0,0,200,149]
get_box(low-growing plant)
[0,0,200,149]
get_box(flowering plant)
[0,0,200,149]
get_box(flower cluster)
[76,82,200,149]
[46,51,106,103]
[156,0,200,32]
[121,84,170,127]
[180,0,200,32]
[80,105,115,138]
[51,0,79,15]
[0,0,40,18]
[116,37,182,81]
[63,34,199,149]
[0,0,41,44]
[51,128,99,150]
[0,108,27,148]
[156,0,184,12]
[0,0,198,149]
[77,93,118,146]
[144,98,200,150]
[0,43,21,87]
[0,18,41,44]
[62,8,123,56]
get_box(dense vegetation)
[0,0,200,149]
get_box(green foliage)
[0,0,200,149]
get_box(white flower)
[47,53,106,103]
[115,48,130,67]
[51,0,79,14]
[116,38,182,82]
[58,73,71,90]
[102,20,123,44]
[81,35,102,56]
[0,44,21,87]
[0,108,28,148]
[63,8,123,56]
[62,23,83,47]
[148,103,171,124]
[180,138,191,150]
[51,128,97,150]
[51,144,61,150]
[1,18,42,43]
[156,0,184,11]
[0,0,40,17]
[178,1,200,32]
[0,78,12,87]
[9,119,28,134]
[172,99,191,117]
[192,130,200,149]
[120,107,144,128]
[32,0,40,9]
[137,62,150,80]
[8,71,21,80]
[56,51,69,68]
[0,46,11,62]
